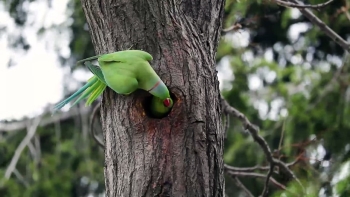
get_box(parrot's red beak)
[163,98,171,107]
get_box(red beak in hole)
[163,98,171,107]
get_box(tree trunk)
[81,0,225,196]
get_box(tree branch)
[222,23,243,34]
[274,0,334,9]
[221,96,274,162]
[4,115,42,179]
[0,107,90,132]
[287,0,350,52]
[221,96,305,193]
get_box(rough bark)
[81,0,225,196]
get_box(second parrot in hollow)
[53,50,173,117]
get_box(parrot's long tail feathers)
[53,77,99,112]
[86,82,106,106]
[70,78,105,107]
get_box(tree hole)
[142,92,177,119]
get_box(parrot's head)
[163,98,173,108]
[149,96,173,118]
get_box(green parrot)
[53,50,173,117]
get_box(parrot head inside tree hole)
[53,50,173,118]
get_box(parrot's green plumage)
[54,50,173,117]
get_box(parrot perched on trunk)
[53,50,173,117]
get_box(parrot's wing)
[76,55,101,65]
[84,61,107,84]
[71,78,106,107]
[98,50,153,63]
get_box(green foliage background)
[1,0,349,196]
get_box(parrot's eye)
[163,98,171,107]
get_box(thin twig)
[261,164,274,196]
[13,168,29,187]
[226,170,287,190]
[307,53,350,110]
[277,119,286,160]
[233,176,254,197]
[222,23,243,34]
[27,141,40,165]
[224,113,230,139]
[90,103,104,148]
[54,116,62,155]
[343,7,350,21]
[288,0,350,52]
[4,116,42,179]
[224,159,299,173]
[274,0,334,9]
[34,135,41,165]
[225,164,271,172]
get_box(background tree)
[1,0,350,196]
